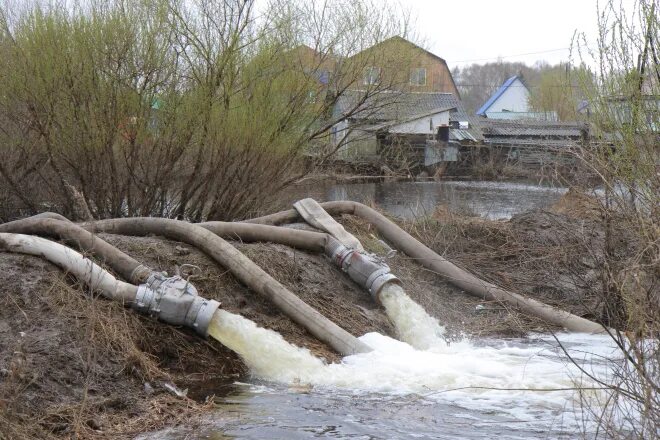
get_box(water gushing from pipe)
[208,310,326,383]
[205,307,618,429]
[378,283,445,350]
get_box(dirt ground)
[0,193,610,439]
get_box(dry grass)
[0,257,242,439]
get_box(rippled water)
[279,180,567,220]
[140,332,622,440]
[142,306,622,440]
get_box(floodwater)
[139,332,623,440]
[279,180,567,220]
[140,298,626,440]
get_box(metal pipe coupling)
[134,273,220,337]
[325,239,400,302]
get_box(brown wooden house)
[347,36,460,96]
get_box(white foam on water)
[207,309,626,431]
[378,283,445,349]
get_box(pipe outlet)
[135,273,220,337]
[326,239,400,302]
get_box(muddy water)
[279,180,567,220]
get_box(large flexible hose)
[0,233,137,303]
[198,222,329,253]
[0,216,152,284]
[247,201,604,333]
[82,217,371,355]
[200,222,399,301]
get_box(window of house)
[410,67,426,86]
[363,66,381,85]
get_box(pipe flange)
[368,272,401,302]
[133,273,219,336]
[187,298,221,337]
[325,240,400,302]
[134,283,157,313]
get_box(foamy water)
[208,309,325,382]
[207,307,623,431]
[379,283,445,349]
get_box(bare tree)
[0,0,411,221]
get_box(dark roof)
[334,90,484,140]
[480,119,588,138]
[476,75,526,116]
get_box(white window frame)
[410,67,427,86]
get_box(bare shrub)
[0,0,411,221]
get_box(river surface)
[139,332,627,440]
[278,180,567,220]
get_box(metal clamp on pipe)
[135,273,220,337]
[325,239,400,302]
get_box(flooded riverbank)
[2,189,642,439]
[278,180,567,220]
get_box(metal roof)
[480,119,588,138]
[476,75,521,116]
[334,90,484,140]
[450,129,477,142]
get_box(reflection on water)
[280,180,567,220]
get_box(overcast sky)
[404,0,637,68]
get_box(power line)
[449,45,593,64]
[456,84,582,89]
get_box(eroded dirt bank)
[0,194,610,439]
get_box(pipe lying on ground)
[199,222,328,253]
[0,216,152,284]
[199,221,399,302]
[247,200,605,333]
[0,233,138,303]
[0,232,220,336]
[82,217,371,355]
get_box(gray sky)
[405,0,636,68]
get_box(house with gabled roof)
[476,75,556,121]
[346,36,460,95]
[477,75,530,117]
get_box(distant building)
[288,37,475,166]
[476,75,557,121]
[477,75,530,117]
[347,36,460,95]
[331,91,483,166]
[480,118,589,166]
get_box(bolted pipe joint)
[134,273,220,337]
[325,239,400,302]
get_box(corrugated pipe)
[81,217,371,355]
[246,201,605,333]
